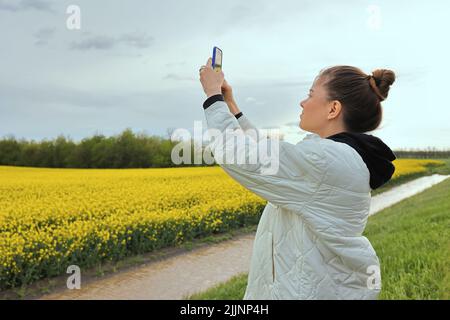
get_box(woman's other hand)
[221,79,234,103]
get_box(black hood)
[325,132,396,190]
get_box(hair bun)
[371,69,396,100]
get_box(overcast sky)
[0,0,449,150]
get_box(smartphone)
[212,46,222,72]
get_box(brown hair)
[318,66,396,133]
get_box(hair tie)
[366,75,386,101]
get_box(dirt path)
[38,174,450,300]
[40,233,254,300]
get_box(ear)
[327,100,342,120]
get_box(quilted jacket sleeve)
[203,95,328,213]
[235,114,264,142]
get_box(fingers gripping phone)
[212,46,222,72]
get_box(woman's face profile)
[299,76,334,134]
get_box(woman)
[199,58,396,299]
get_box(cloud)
[33,27,55,46]
[217,1,316,36]
[165,61,187,67]
[261,125,281,129]
[70,32,154,51]
[0,82,209,142]
[244,96,266,105]
[70,35,116,50]
[118,32,154,49]
[284,121,299,127]
[267,80,312,88]
[163,74,196,81]
[0,81,197,116]
[0,0,54,12]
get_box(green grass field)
[188,176,450,300]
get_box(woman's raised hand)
[221,79,234,103]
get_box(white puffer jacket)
[203,94,396,300]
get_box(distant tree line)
[1,130,448,168]
[394,148,450,159]
[0,129,214,168]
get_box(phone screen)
[212,47,222,72]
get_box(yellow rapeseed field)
[0,159,444,289]
[390,158,443,179]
